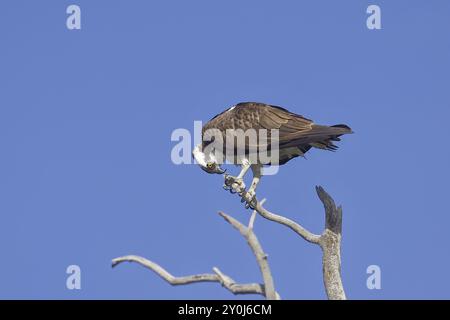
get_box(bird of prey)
[192,102,352,209]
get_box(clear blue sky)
[1,1,449,299]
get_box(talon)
[249,198,257,210]
[241,191,257,210]
[223,174,248,197]
[224,174,234,187]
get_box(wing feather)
[201,102,351,158]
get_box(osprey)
[192,102,352,209]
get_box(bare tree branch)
[112,200,280,300]
[212,267,266,296]
[247,198,265,230]
[112,255,268,297]
[112,255,218,284]
[254,201,321,244]
[218,199,278,300]
[315,186,346,300]
[113,186,346,300]
[252,185,346,300]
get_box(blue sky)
[1,1,449,299]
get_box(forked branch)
[111,255,268,296]
[218,198,278,300]
[112,200,280,300]
[113,186,345,300]
[253,186,346,300]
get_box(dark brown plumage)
[202,102,352,165]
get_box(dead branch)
[218,198,278,300]
[253,185,346,300]
[113,186,345,300]
[111,255,268,296]
[112,201,280,300]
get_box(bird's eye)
[206,162,214,169]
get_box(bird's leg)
[223,158,250,194]
[241,164,262,209]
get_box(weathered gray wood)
[112,255,269,297]
[113,186,346,300]
[112,200,280,299]
[218,199,279,300]
[253,186,346,300]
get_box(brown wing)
[203,101,308,134]
[257,103,314,145]
[202,102,351,155]
[257,103,351,150]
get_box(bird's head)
[192,143,226,174]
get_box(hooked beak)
[199,164,226,175]
[216,166,227,174]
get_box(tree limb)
[112,200,280,300]
[113,186,346,300]
[252,185,346,300]
[254,202,321,244]
[218,199,278,300]
[112,255,268,297]
[112,255,218,284]
[315,186,346,300]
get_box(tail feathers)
[309,124,352,138]
[331,124,353,134]
[310,141,339,151]
[309,123,352,151]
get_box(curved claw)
[224,175,234,187]
[224,180,233,187]
[223,184,232,191]
[248,199,257,210]
[245,200,256,210]
[241,192,257,210]
[230,188,237,194]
